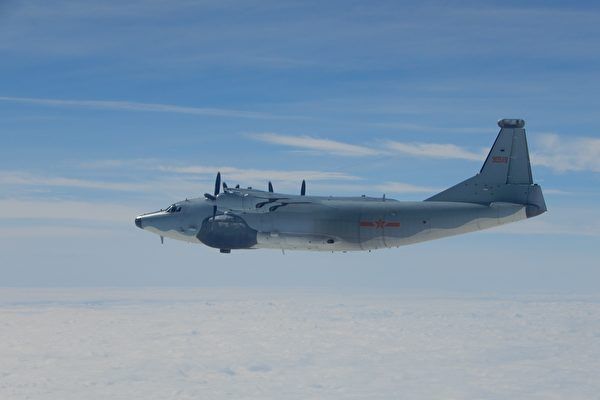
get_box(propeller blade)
[210,204,218,231]
[204,193,216,201]
[214,172,221,196]
[301,180,306,196]
[268,181,274,193]
[223,181,228,190]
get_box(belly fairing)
[192,201,527,251]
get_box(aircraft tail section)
[479,119,532,184]
[426,119,546,218]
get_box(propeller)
[214,172,221,197]
[203,172,221,220]
[268,181,274,193]
[300,180,306,196]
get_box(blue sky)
[1,0,599,291]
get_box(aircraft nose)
[135,217,143,229]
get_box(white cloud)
[251,132,381,156]
[1,289,599,400]
[0,96,286,120]
[0,198,138,222]
[386,141,485,161]
[491,206,600,237]
[0,226,118,238]
[531,133,600,173]
[375,181,438,194]
[1,162,433,198]
[0,171,149,192]
[251,132,488,161]
[372,122,488,134]
[0,166,361,199]
[155,165,360,182]
[251,131,600,175]
[0,171,207,199]
[542,188,575,195]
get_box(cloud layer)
[1,288,599,400]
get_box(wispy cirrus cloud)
[79,160,360,182]
[0,96,289,120]
[0,198,138,223]
[531,133,600,173]
[155,165,360,182]
[251,133,381,156]
[0,166,361,200]
[385,141,485,161]
[0,170,207,202]
[374,181,438,194]
[0,171,149,192]
[87,161,438,195]
[251,132,600,174]
[1,166,438,201]
[251,132,485,161]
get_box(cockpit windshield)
[165,204,182,213]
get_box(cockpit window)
[165,204,182,213]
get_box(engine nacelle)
[196,214,258,249]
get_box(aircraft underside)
[144,201,529,252]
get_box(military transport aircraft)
[135,119,546,253]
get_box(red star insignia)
[375,219,385,228]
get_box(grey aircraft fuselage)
[135,119,547,253]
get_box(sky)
[1,0,599,292]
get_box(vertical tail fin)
[479,119,532,185]
[426,119,546,217]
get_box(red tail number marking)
[492,156,509,163]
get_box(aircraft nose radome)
[135,217,143,229]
